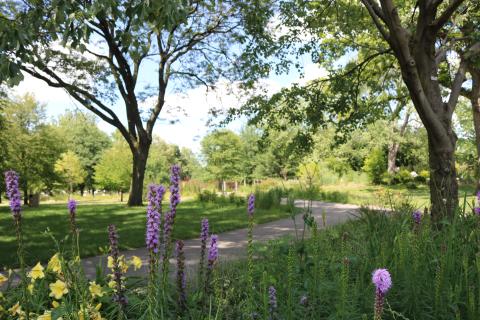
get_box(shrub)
[254,188,282,210]
[363,148,386,184]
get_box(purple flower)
[199,218,209,279]
[68,199,77,233]
[474,207,480,216]
[372,268,392,295]
[163,211,174,245]
[412,210,421,224]
[201,219,209,243]
[170,164,181,218]
[176,240,187,312]
[207,235,218,269]
[108,224,127,307]
[248,193,255,218]
[268,286,277,317]
[146,185,165,253]
[300,295,308,306]
[4,170,21,219]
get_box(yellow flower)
[27,283,34,294]
[89,281,104,298]
[49,280,68,299]
[51,301,60,309]
[130,256,142,271]
[107,256,114,269]
[108,280,116,290]
[8,302,21,316]
[119,255,128,273]
[47,253,62,274]
[0,273,7,285]
[78,308,86,320]
[38,310,52,320]
[28,262,45,280]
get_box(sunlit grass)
[0,199,289,268]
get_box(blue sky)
[14,55,325,153]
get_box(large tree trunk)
[470,70,480,192]
[127,145,150,206]
[428,134,458,221]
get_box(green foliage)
[363,148,386,184]
[201,130,243,182]
[1,94,64,195]
[94,133,132,193]
[56,110,111,191]
[254,188,282,210]
[54,151,87,193]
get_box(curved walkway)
[81,200,361,278]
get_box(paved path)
[81,200,361,279]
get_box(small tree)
[95,134,132,202]
[55,151,87,195]
[201,130,243,193]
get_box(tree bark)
[387,143,400,174]
[23,180,28,206]
[470,70,480,191]
[120,190,124,202]
[359,0,466,220]
[428,133,458,221]
[387,111,410,174]
[127,144,150,206]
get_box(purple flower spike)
[300,295,308,307]
[5,170,21,219]
[170,164,181,218]
[412,210,421,224]
[372,268,391,320]
[146,185,165,253]
[268,286,277,317]
[68,199,77,233]
[372,268,392,295]
[474,207,480,216]
[248,193,255,218]
[201,219,209,243]
[176,240,187,312]
[207,235,218,269]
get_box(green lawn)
[297,182,477,209]
[0,199,289,268]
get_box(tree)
[233,0,479,220]
[201,130,243,192]
[57,110,111,195]
[2,94,64,204]
[54,151,87,195]
[94,133,132,202]
[354,0,480,219]
[0,0,269,205]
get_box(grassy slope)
[0,199,288,268]
[306,182,476,209]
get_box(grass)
[0,199,289,268]
[207,205,480,319]
[291,181,477,209]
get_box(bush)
[363,147,386,184]
[254,187,283,209]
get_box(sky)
[13,55,327,153]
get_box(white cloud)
[13,56,327,153]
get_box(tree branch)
[430,0,465,32]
